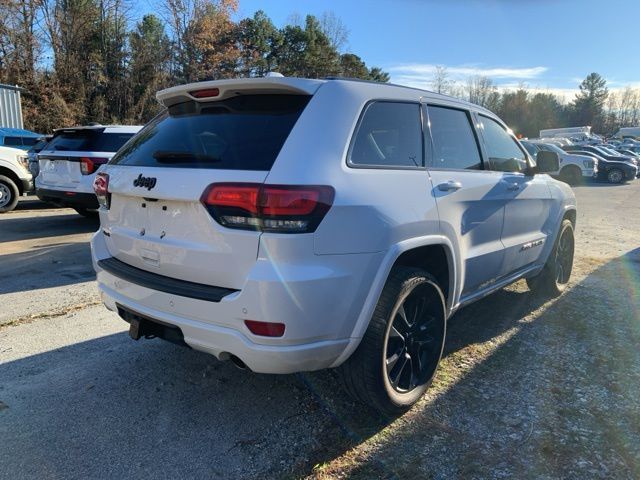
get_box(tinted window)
[426,106,482,170]
[21,137,38,147]
[30,139,49,153]
[520,141,539,157]
[479,116,528,172]
[539,143,566,156]
[349,102,422,168]
[4,136,23,146]
[112,95,310,170]
[47,130,135,152]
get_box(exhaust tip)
[229,354,248,370]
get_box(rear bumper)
[36,188,99,209]
[91,230,382,374]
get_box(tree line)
[1,0,637,137]
[432,68,639,137]
[0,0,389,133]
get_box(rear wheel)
[607,168,624,184]
[560,166,582,186]
[0,175,19,213]
[527,219,574,297]
[338,267,446,417]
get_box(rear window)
[111,94,311,170]
[47,130,135,152]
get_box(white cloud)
[388,63,548,80]
[387,63,640,103]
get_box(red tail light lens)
[201,183,334,233]
[205,184,259,214]
[93,172,110,208]
[244,320,285,337]
[80,157,108,175]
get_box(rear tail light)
[93,172,110,208]
[244,320,285,337]
[201,183,334,233]
[80,157,108,175]
[190,88,220,99]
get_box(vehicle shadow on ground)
[0,212,98,243]
[299,249,640,479]
[13,198,63,212]
[1,251,639,479]
[575,180,634,188]
[0,242,95,294]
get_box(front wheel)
[338,267,447,417]
[527,219,574,297]
[607,168,624,184]
[0,175,19,213]
[560,166,582,186]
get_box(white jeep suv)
[36,125,142,216]
[91,77,576,415]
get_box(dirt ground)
[1,184,639,479]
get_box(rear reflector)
[201,183,334,233]
[190,88,220,99]
[93,172,110,208]
[244,320,285,337]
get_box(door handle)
[437,181,463,192]
[504,182,520,191]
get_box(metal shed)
[0,84,24,129]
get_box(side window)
[479,116,528,173]
[4,136,23,147]
[521,141,539,156]
[21,137,38,147]
[426,105,482,170]
[349,102,422,168]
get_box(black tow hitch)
[116,304,190,348]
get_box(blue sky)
[142,0,640,100]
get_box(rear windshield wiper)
[152,151,221,163]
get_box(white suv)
[0,145,32,212]
[91,77,576,415]
[521,140,597,184]
[36,125,142,216]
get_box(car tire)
[607,168,624,184]
[0,175,19,213]
[560,166,582,186]
[527,219,574,297]
[73,207,98,218]
[338,266,447,417]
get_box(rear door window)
[348,101,423,168]
[425,105,482,170]
[111,94,310,170]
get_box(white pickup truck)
[0,145,32,212]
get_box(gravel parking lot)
[1,185,639,479]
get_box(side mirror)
[536,151,560,173]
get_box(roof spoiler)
[156,77,323,108]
